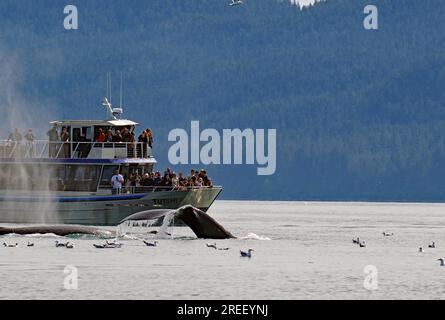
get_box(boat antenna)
[120,72,123,108]
[109,73,112,104]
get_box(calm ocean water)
[1,200,445,300]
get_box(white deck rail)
[0,140,153,159]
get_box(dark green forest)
[0,0,444,201]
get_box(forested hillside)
[0,0,444,201]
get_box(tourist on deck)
[95,128,106,143]
[47,125,59,158]
[112,130,122,142]
[7,128,23,158]
[106,130,114,142]
[127,173,135,187]
[129,131,136,157]
[178,172,186,185]
[199,170,210,186]
[24,129,36,158]
[138,130,148,157]
[153,171,162,187]
[60,127,70,158]
[146,128,154,149]
[142,173,154,187]
[121,128,131,142]
[171,173,179,189]
[8,128,23,142]
[110,170,124,195]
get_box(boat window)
[99,165,120,188]
[72,127,93,142]
[0,164,100,192]
[59,165,101,192]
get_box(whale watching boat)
[0,98,222,225]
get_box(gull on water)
[240,249,254,258]
[207,243,229,250]
[3,243,18,248]
[206,243,217,249]
[94,240,123,249]
[143,240,158,247]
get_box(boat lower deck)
[0,187,222,225]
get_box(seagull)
[143,240,158,247]
[383,232,394,237]
[106,239,123,247]
[147,230,172,236]
[3,243,18,248]
[229,0,243,6]
[240,249,254,258]
[359,241,366,248]
[66,242,75,249]
[438,258,445,266]
[429,242,436,248]
[55,240,68,248]
[94,243,122,249]
[352,238,360,244]
[206,243,217,249]
[27,242,34,247]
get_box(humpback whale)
[120,205,235,239]
[0,225,115,237]
[0,206,233,240]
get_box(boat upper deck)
[0,140,154,162]
[3,97,156,163]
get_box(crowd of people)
[94,127,153,148]
[5,126,154,159]
[121,168,213,192]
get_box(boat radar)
[102,97,123,120]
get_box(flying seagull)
[229,0,243,6]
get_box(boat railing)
[120,185,221,194]
[0,140,153,159]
